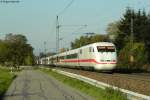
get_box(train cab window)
[107,46,115,52]
[97,46,115,52]
[97,46,106,52]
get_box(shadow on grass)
[0,74,17,100]
[0,93,5,100]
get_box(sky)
[0,0,150,55]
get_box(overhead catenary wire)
[56,0,74,53]
[71,25,87,34]
[57,0,74,16]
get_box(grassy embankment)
[40,68,127,100]
[0,66,16,99]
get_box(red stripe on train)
[62,59,116,64]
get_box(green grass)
[0,67,16,98]
[40,68,128,100]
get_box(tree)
[5,33,27,44]
[0,41,9,64]
[118,42,148,69]
[115,7,150,62]
[0,33,34,67]
[115,7,134,52]
[60,48,67,53]
[71,34,109,49]
[25,55,34,65]
[106,21,120,42]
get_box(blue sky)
[0,0,150,55]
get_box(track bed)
[56,67,150,96]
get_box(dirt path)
[3,70,92,100]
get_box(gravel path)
[3,70,93,100]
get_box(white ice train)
[38,42,117,71]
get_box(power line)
[60,24,87,27]
[56,0,74,53]
[71,25,87,34]
[57,0,74,16]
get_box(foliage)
[106,21,120,42]
[0,33,34,66]
[0,68,14,98]
[25,55,34,65]
[71,34,109,49]
[118,42,148,69]
[40,68,127,100]
[59,48,67,53]
[106,7,150,70]
[0,41,9,64]
[114,7,150,63]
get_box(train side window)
[89,47,92,52]
[80,49,82,54]
[57,56,59,62]
[93,48,94,52]
[64,56,67,59]
[59,56,64,60]
[66,53,77,59]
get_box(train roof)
[58,42,115,55]
[79,42,115,49]
[41,42,115,59]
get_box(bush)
[117,42,148,70]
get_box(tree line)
[0,33,34,67]
[71,7,150,71]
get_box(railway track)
[57,67,150,82]
[112,73,150,82]
[54,67,150,96]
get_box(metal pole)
[130,12,134,63]
[131,16,134,47]
[44,41,46,64]
[56,16,60,54]
[44,41,46,55]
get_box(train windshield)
[97,46,115,52]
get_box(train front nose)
[97,52,117,71]
[94,45,117,71]
[94,63,116,71]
